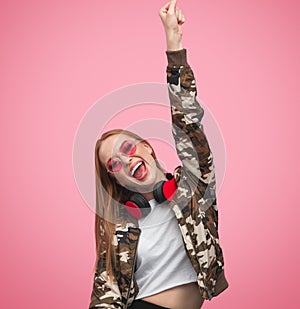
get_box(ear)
[142,142,153,155]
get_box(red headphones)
[123,173,177,219]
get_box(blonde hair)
[94,129,164,283]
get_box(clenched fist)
[159,0,185,51]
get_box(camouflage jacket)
[89,48,229,309]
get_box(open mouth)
[130,161,148,180]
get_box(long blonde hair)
[94,129,164,283]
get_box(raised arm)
[159,1,216,205]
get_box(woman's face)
[98,133,162,193]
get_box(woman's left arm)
[160,1,215,200]
[166,49,216,197]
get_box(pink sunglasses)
[106,140,138,173]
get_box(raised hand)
[159,0,185,33]
[159,0,185,51]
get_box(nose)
[118,153,132,166]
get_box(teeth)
[131,162,143,177]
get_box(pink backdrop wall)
[1,0,299,308]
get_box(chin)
[132,177,156,193]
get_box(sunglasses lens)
[106,140,137,173]
[107,157,122,172]
[120,140,136,155]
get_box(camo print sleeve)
[89,222,123,308]
[89,269,123,309]
[166,48,216,204]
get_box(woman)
[89,1,229,309]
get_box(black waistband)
[129,299,170,309]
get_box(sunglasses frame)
[105,139,139,173]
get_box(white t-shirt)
[134,198,198,299]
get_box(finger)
[159,2,170,14]
[160,1,171,11]
[178,16,184,25]
[175,8,184,24]
[168,0,177,14]
[178,10,183,21]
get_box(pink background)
[1,0,299,308]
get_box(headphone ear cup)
[124,193,151,219]
[153,180,166,204]
[153,178,177,204]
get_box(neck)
[142,191,155,201]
